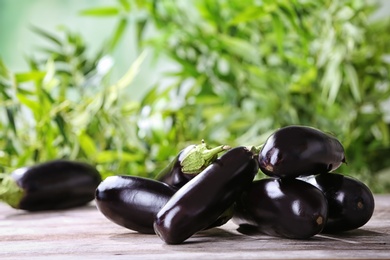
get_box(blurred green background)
[1,0,390,192]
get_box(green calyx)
[0,174,24,209]
[180,140,231,174]
[246,144,263,157]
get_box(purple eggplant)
[232,178,328,239]
[95,175,176,234]
[155,141,230,189]
[153,146,259,244]
[301,173,375,233]
[95,175,233,234]
[0,160,101,211]
[258,125,346,178]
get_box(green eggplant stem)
[180,141,231,174]
[246,144,263,157]
[0,173,24,209]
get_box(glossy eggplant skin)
[258,125,346,178]
[155,145,197,189]
[95,175,177,234]
[12,160,101,211]
[302,173,375,233]
[232,178,328,239]
[153,146,259,244]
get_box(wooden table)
[1,195,389,259]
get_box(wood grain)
[0,195,389,259]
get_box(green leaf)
[109,18,128,52]
[30,26,63,46]
[24,55,40,71]
[16,93,40,114]
[54,114,68,143]
[105,51,147,108]
[78,132,97,157]
[328,69,342,105]
[335,6,355,21]
[136,18,148,44]
[344,63,361,102]
[134,0,147,8]
[13,149,35,168]
[95,150,140,164]
[6,108,17,135]
[0,59,11,80]
[321,46,344,104]
[117,0,131,12]
[218,35,259,63]
[15,71,46,83]
[15,87,34,96]
[278,3,307,37]
[229,6,267,24]
[271,13,284,56]
[379,121,390,145]
[0,87,12,100]
[79,7,120,17]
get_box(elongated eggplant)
[95,175,177,234]
[0,159,101,211]
[153,146,259,244]
[232,178,328,239]
[258,125,346,178]
[155,141,230,188]
[301,173,375,233]
[95,175,232,234]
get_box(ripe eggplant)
[95,175,233,234]
[232,178,328,239]
[153,146,259,244]
[258,125,346,178]
[95,175,177,234]
[0,159,101,211]
[301,173,375,233]
[155,141,230,189]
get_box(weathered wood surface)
[0,195,389,259]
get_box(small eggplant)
[155,141,230,189]
[301,173,375,233]
[232,178,328,239]
[0,159,101,211]
[95,175,177,234]
[258,125,346,178]
[153,146,259,244]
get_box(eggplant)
[153,146,259,244]
[232,178,328,239]
[155,141,230,188]
[0,159,101,211]
[258,125,346,178]
[95,175,233,234]
[301,173,375,233]
[95,175,177,234]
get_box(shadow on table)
[236,224,386,238]
[108,225,242,245]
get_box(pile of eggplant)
[95,125,375,244]
[233,126,374,238]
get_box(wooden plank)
[0,195,389,259]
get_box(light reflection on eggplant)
[301,173,375,233]
[233,178,328,239]
[258,125,346,178]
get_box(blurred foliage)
[0,21,149,179]
[1,0,390,192]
